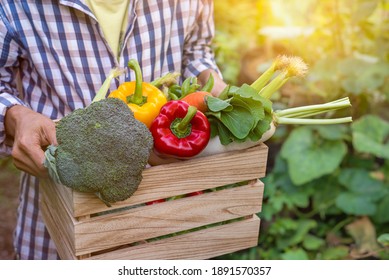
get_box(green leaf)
[315,124,350,141]
[352,115,389,159]
[288,220,317,246]
[377,234,389,247]
[338,168,387,201]
[249,114,272,142]
[277,219,317,249]
[219,105,254,139]
[373,194,389,223]
[207,96,232,112]
[303,234,325,250]
[321,246,349,260]
[281,127,347,185]
[335,192,376,215]
[281,249,309,260]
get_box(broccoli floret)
[45,98,153,206]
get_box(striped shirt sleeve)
[0,7,27,156]
[182,0,221,78]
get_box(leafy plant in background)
[218,117,389,260]
[259,116,389,260]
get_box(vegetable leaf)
[207,96,232,112]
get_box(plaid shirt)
[0,0,219,259]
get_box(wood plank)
[71,144,268,217]
[74,180,264,256]
[40,182,77,260]
[87,215,261,260]
[40,200,77,260]
[41,179,75,216]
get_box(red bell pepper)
[150,100,210,158]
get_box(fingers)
[11,136,49,178]
[6,106,57,178]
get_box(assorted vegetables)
[108,55,352,162]
[44,55,353,207]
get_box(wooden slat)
[41,179,75,216]
[87,215,261,260]
[73,180,264,256]
[69,144,268,217]
[40,182,77,260]
[40,200,77,260]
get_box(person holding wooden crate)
[0,0,226,260]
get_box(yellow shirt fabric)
[85,0,130,59]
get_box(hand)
[5,105,57,177]
[197,69,227,97]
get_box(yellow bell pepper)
[108,59,167,128]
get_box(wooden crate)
[40,144,268,260]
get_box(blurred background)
[212,0,389,260]
[1,0,388,260]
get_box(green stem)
[273,97,352,125]
[276,116,352,125]
[259,71,289,99]
[171,106,197,138]
[250,62,276,92]
[92,67,127,103]
[127,59,144,105]
[275,99,351,118]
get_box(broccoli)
[44,97,153,206]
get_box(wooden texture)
[39,144,268,260]
[51,144,268,217]
[88,215,261,260]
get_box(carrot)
[181,91,211,112]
